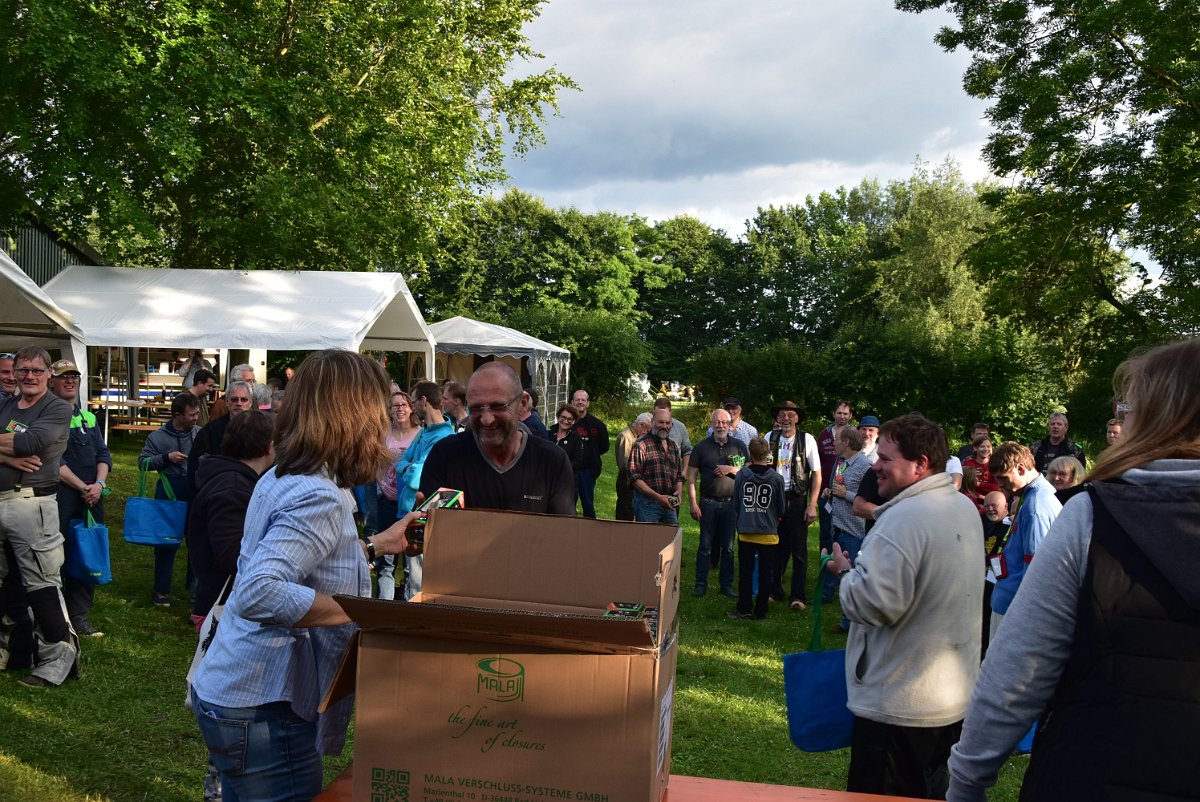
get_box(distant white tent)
[43,266,436,365]
[0,248,87,366]
[428,316,570,416]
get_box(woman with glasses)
[947,338,1200,802]
[375,391,419,600]
[190,349,418,802]
[551,403,587,479]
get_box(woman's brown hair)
[1088,338,1200,482]
[273,350,391,487]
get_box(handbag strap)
[137,466,149,498]
[85,508,97,528]
[159,473,178,502]
[809,553,835,652]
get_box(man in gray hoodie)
[825,412,983,799]
[139,393,201,607]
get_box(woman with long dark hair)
[947,338,1200,802]
[190,350,416,802]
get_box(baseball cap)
[51,359,81,377]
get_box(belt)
[0,485,57,501]
[702,496,732,503]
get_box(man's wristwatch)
[838,568,850,578]
[365,539,377,562]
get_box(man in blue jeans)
[629,407,682,524]
[686,408,749,596]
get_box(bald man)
[418,363,575,514]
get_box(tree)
[2,0,573,270]
[896,0,1200,331]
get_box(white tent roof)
[42,265,435,354]
[0,249,87,366]
[428,316,569,361]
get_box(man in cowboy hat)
[764,400,822,610]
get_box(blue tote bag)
[65,509,112,585]
[123,468,187,546]
[783,554,854,752]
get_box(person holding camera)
[629,407,684,524]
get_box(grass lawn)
[0,422,1028,801]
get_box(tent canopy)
[42,265,435,355]
[428,316,569,361]
[0,248,87,366]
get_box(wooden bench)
[110,423,160,433]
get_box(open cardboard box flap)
[321,509,681,714]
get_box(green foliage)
[1,0,574,270]
[896,0,1200,332]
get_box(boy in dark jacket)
[731,436,786,620]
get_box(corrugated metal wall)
[0,221,92,286]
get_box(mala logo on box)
[476,657,524,702]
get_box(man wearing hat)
[765,400,822,610]
[49,359,111,638]
[859,414,881,462]
[708,397,758,445]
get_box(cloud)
[503,0,993,234]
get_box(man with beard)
[825,413,982,798]
[766,400,822,610]
[0,347,75,687]
[48,359,111,638]
[686,408,749,597]
[629,407,684,525]
[419,363,574,515]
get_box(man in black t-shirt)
[686,409,749,597]
[571,389,609,519]
[420,363,574,515]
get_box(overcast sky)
[503,0,995,236]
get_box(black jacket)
[186,454,261,618]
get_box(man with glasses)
[419,362,574,515]
[708,396,758,445]
[0,353,17,399]
[571,389,609,518]
[187,380,253,497]
[49,360,111,638]
[0,347,76,687]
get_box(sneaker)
[18,674,52,688]
[790,599,807,611]
[725,611,752,620]
[151,592,171,608]
[76,621,104,638]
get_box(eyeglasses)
[228,396,252,404]
[0,353,14,360]
[1115,402,1133,416]
[16,367,47,376]
[56,374,81,381]
[467,394,521,416]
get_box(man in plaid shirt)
[629,407,683,524]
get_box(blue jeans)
[575,468,596,518]
[633,493,678,525]
[697,497,736,592]
[830,528,864,628]
[192,692,322,802]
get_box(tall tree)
[2,0,573,270]
[896,0,1200,330]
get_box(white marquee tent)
[428,316,570,416]
[42,265,436,361]
[0,249,87,366]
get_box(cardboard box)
[324,508,682,802]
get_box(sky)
[502,0,996,236]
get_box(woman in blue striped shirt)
[191,349,417,802]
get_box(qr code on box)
[370,768,409,802]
